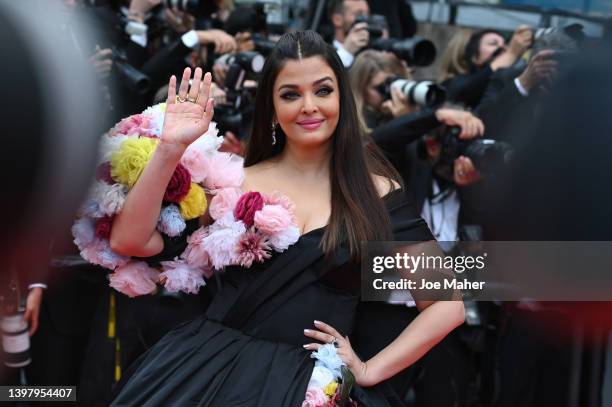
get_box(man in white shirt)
[329,0,370,68]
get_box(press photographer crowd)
[1,0,612,405]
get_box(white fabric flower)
[204,212,246,269]
[157,205,186,237]
[307,365,335,389]
[142,103,166,136]
[94,182,127,216]
[98,134,130,162]
[268,226,300,251]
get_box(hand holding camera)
[344,21,369,55]
[198,29,238,54]
[517,50,558,93]
[435,109,484,140]
[381,85,413,118]
[508,25,534,58]
[90,46,113,80]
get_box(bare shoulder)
[371,174,401,198]
[242,161,277,192]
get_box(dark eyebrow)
[277,76,334,92]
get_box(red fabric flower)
[164,163,192,203]
[95,216,114,239]
[96,162,114,184]
[233,191,264,228]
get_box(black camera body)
[437,127,513,179]
[351,14,437,67]
[110,47,151,95]
[353,14,387,40]
[215,51,264,138]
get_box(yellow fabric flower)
[323,381,338,398]
[179,183,207,220]
[110,138,158,187]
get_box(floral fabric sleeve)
[72,103,301,298]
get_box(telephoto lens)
[390,79,446,108]
[371,37,437,67]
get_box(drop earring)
[271,122,277,145]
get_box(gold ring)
[176,95,187,103]
[187,96,198,103]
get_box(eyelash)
[280,87,334,100]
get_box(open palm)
[162,67,215,149]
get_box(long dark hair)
[464,29,505,72]
[244,30,401,259]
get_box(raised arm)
[110,67,214,257]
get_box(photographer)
[350,50,484,199]
[78,0,242,119]
[475,25,583,142]
[441,25,533,109]
[329,0,371,67]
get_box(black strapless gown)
[110,189,433,406]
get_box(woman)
[350,49,414,131]
[441,26,533,109]
[110,31,464,405]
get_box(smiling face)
[272,56,340,149]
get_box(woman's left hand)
[304,320,378,387]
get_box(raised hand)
[161,67,215,151]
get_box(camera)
[437,127,513,179]
[111,47,151,95]
[215,51,264,138]
[352,14,387,39]
[352,15,437,67]
[377,77,446,108]
[224,3,276,56]
[371,37,436,67]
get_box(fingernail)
[314,320,321,325]
[303,344,310,349]
[304,329,311,334]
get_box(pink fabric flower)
[254,204,292,234]
[234,192,264,228]
[204,212,246,269]
[302,387,329,407]
[209,188,242,220]
[180,145,210,184]
[95,216,114,239]
[108,261,159,297]
[265,191,297,225]
[96,162,114,184]
[181,227,213,277]
[164,163,192,203]
[202,152,244,191]
[110,113,156,137]
[80,238,129,270]
[236,230,272,267]
[160,260,207,294]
